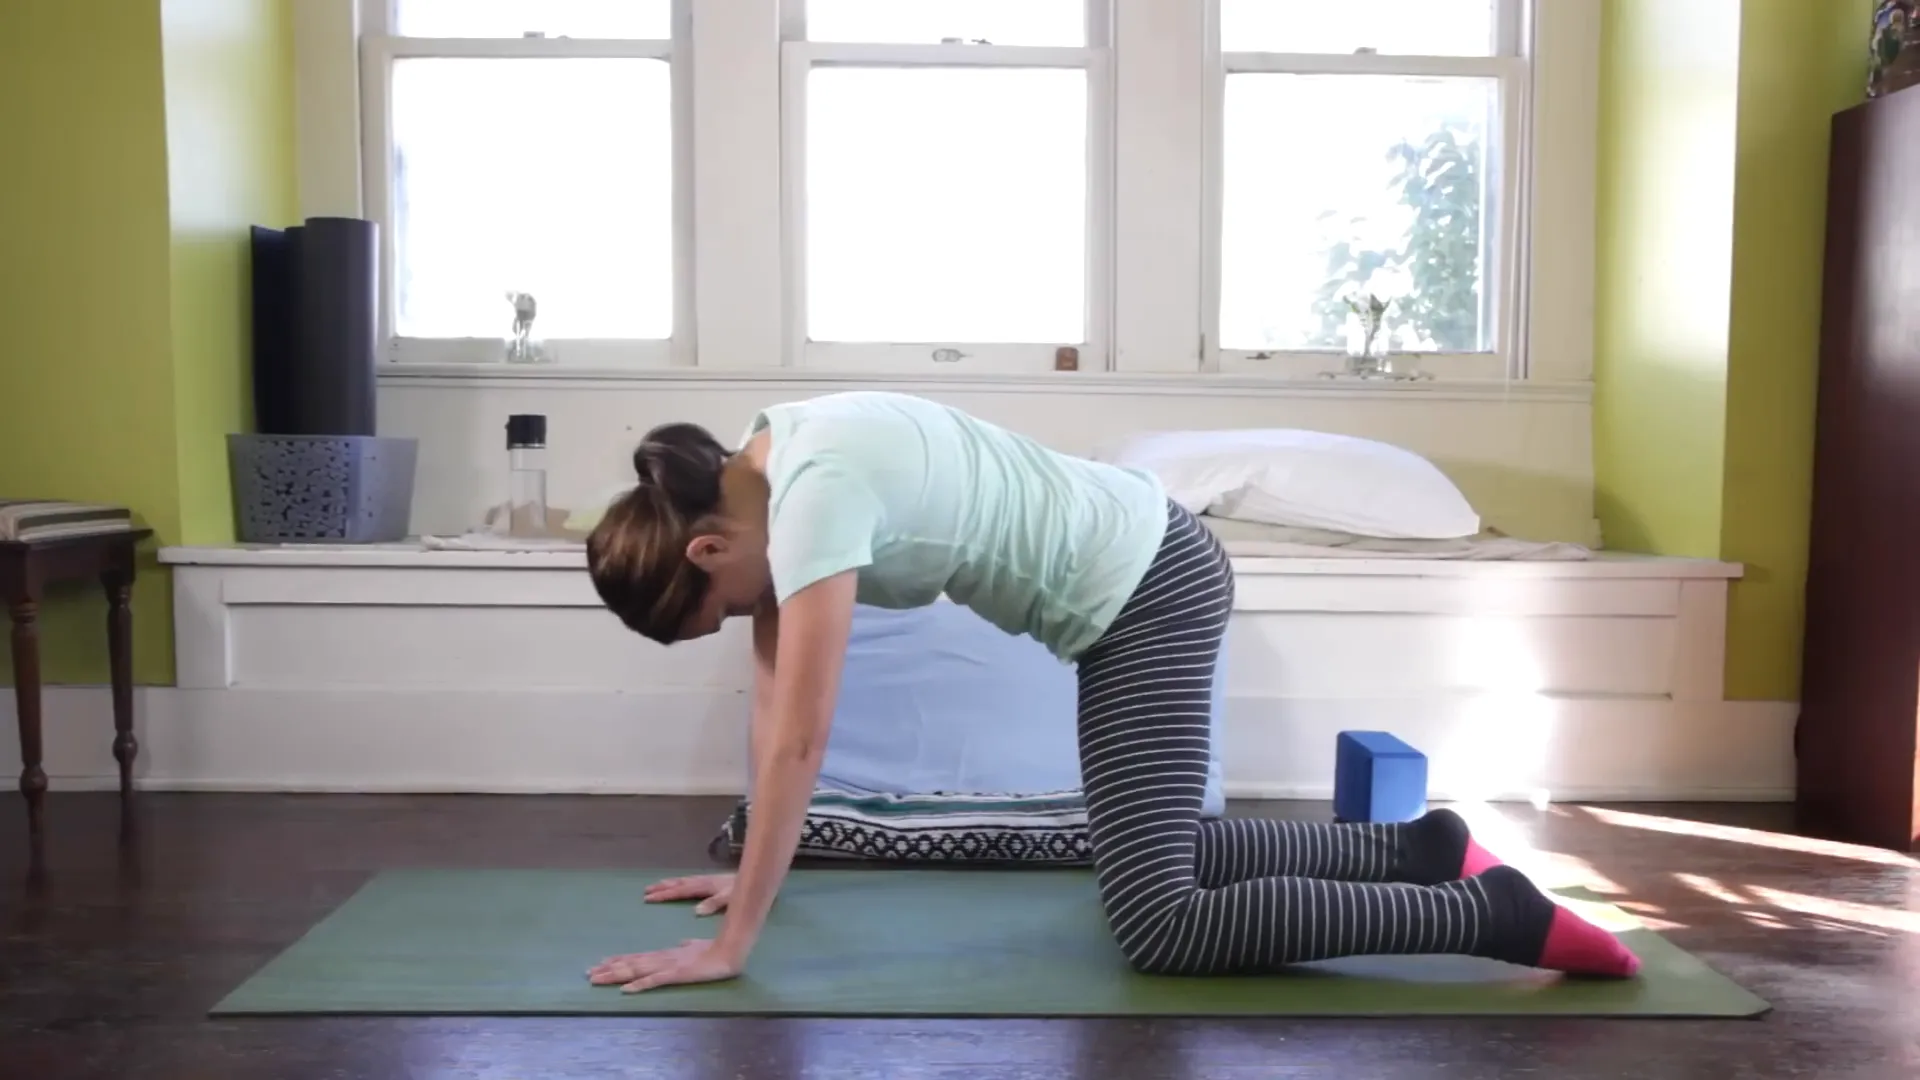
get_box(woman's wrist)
[711,926,756,966]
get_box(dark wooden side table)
[0,504,153,840]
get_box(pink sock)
[1408,809,1508,884]
[1459,836,1504,878]
[1537,907,1642,978]
[1476,864,1641,978]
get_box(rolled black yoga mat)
[248,216,379,436]
[248,225,299,436]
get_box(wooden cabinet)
[1798,86,1920,851]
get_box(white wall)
[378,374,1598,543]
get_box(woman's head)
[586,421,771,644]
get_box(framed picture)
[1870,1,1920,98]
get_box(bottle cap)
[506,413,547,448]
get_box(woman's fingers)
[644,875,721,903]
[589,954,639,982]
[588,957,638,984]
[588,949,678,985]
[643,876,687,896]
[622,970,675,993]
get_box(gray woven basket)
[227,434,418,543]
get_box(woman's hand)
[588,938,742,993]
[644,873,734,916]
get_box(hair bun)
[632,422,729,515]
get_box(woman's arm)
[711,569,857,965]
[749,591,780,763]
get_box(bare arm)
[713,570,856,964]
[749,592,780,764]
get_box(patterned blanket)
[710,786,1094,865]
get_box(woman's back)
[745,391,1167,660]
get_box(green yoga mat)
[211,868,1769,1018]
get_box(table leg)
[10,598,45,839]
[103,570,136,801]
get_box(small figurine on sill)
[1319,292,1431,382]
[505,290,549,364]
[1344,292,1392,378]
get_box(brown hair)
[586,421,732,644]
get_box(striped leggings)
[1076,500,1519,975]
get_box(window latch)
[931,348,969,363]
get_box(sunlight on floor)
[1673,872,1748,905]
[1742,884,1920,936]
[1439,804,1920,938]
[1581,806,1920,868]
[1560,811,1920,937]
[1663,850,1920,937]
[1613,898,1689,932]
[1444,799,1630,897]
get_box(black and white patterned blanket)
[710,786,1094,865]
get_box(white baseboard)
[0,686,1796,803]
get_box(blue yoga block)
[1332,731,1428,823]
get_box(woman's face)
[678,527,771,640]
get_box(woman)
[582,391,1639,992]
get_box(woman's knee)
[1103,892,1198,975]
[1119,941,1184,976]
[1121,941,1175,976]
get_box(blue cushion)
[811,601,1227,817]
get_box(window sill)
[157,542,1737,580]
[374,363,1593,402]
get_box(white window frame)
[356,0,695,369]
[1200,0,1532,381]
[778,0,1115,374]
[302,0,1596,389]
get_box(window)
[1204,0,1528,378]
[328,0,1590,383]
[780,0,1111,372]
[358,0,691,366]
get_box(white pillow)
[1096,428,1480,540]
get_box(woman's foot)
[1402,807,1505,883]
[1476,864,1641,978]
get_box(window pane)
[1222,0,1495,56]
[396,0,669,39]
[1219,74,1495,353]
[389,58,674,340]
[806,0,1083,46]
[806,68,1086,344]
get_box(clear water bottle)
[503,413,548,537]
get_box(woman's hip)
[1091,500,1234,655]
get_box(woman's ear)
[684,531,731,570]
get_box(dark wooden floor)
[2,793,1916,1080]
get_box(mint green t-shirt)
[741,391,1168,661]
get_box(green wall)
[1720,0,1874,700]
[163,0,299,546]
[1593,0,1741,559]
[1596,0,1874,701]
[0,1,180,685]
[0,0,295,686]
